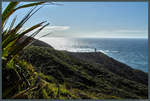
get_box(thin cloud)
[115,29,147,33]
[93,29,148,35]
[44,26,70,31]
[31,25,70,38]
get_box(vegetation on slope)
[2,58,78,99]
[66,52,148,85]
[19,45,148,99]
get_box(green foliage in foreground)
[3,59,76,99]
[2,2,49,68]
[3,58,110,99]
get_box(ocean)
[40,37,148,72]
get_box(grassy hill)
[20,40,148,99]
[3,39,148,99]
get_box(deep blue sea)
[40,38,148,72]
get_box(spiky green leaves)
[2,2,45,26]
[2,2,49,67]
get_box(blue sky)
[2,2,148,38]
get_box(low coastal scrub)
[3,42,148,99]
[20,45,148,99]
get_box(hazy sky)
[2,2,148,38]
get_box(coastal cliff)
[3,39,148,99]
[22,39,148,99]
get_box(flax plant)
[2,2,51,98]
[2,2,49,67]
